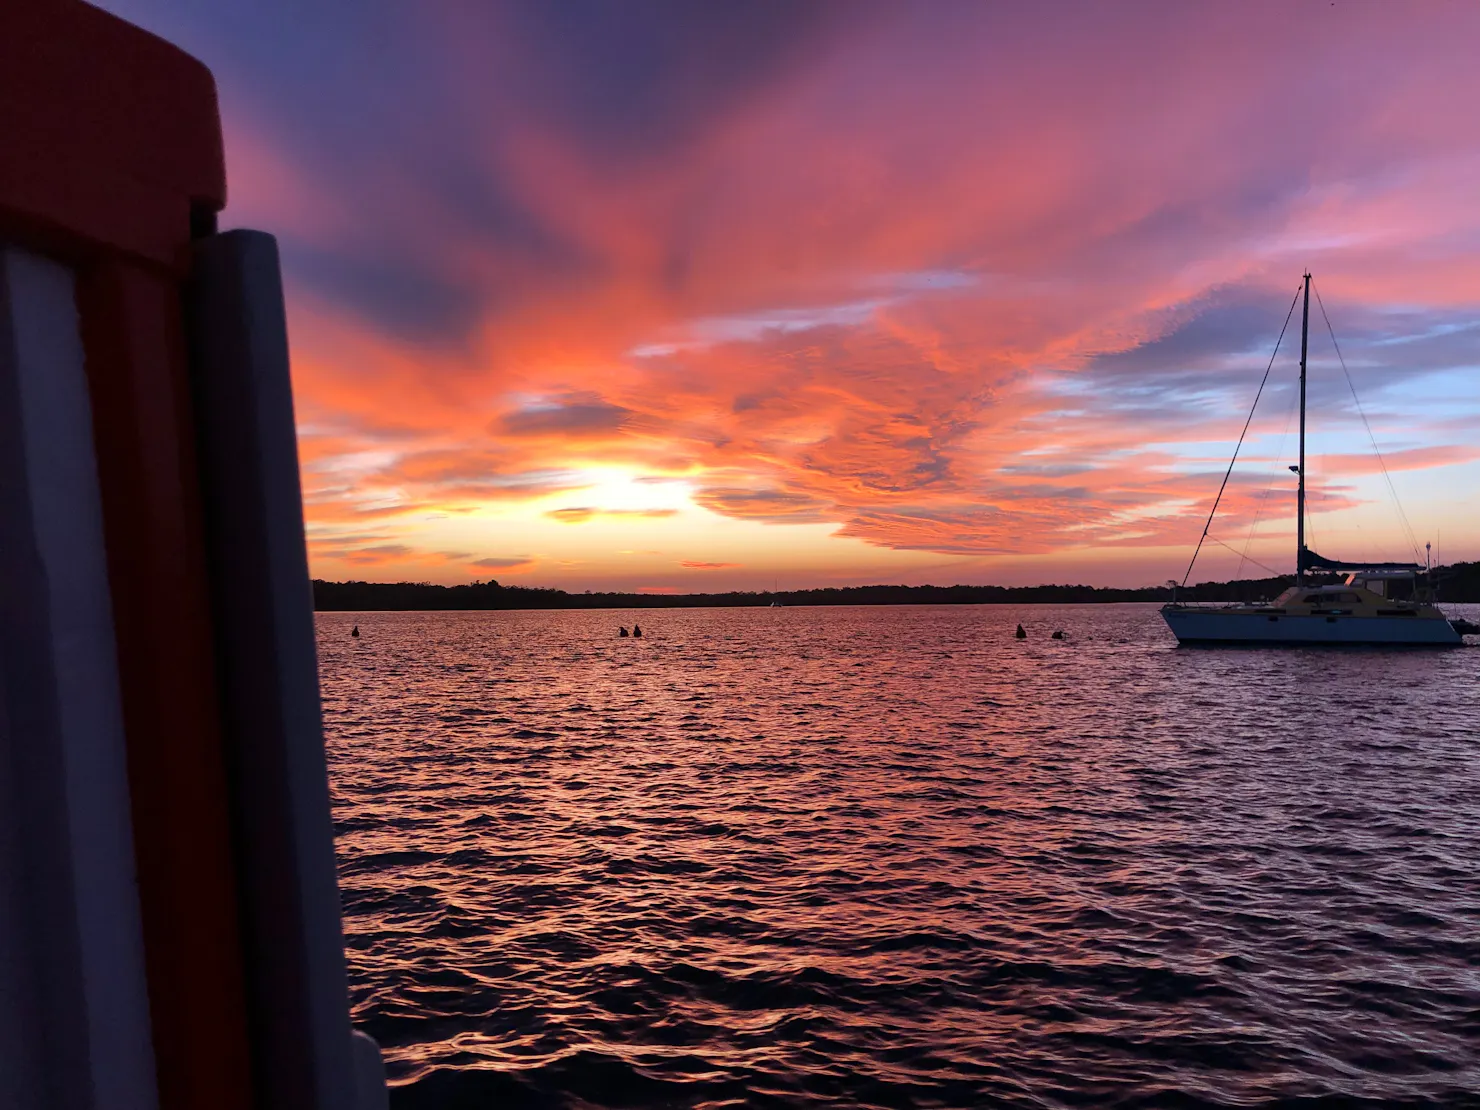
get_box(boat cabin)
[1269,572,1425,614]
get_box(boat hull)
[1162,607,1462,646]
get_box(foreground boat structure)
[1,4,386,1106]
[1163,274,1469,648]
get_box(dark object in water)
[351,625,359,638]
[1051,630,1065,640]
[633,624,643,638]
[619,627,629,637]
[1452,618,1480,636]
[1015,624,1026,639]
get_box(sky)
[104,0,1480,590]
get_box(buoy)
[1015,624,1026,639]
[1051,630,1064,640]
[351,624,359,638]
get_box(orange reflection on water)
[321,604,1480,1106]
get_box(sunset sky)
[105,0,1480,590]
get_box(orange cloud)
[470,556,535,570]
[545,507,679,524]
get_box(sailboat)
[1161,273,1468,646]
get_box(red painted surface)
[1,4,253,1108]
[79,261,256,1110]
[0,1,224,268]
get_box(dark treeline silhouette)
[312,562,1480,611]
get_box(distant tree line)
[1444,561,1480,600]
[312,562,1480,610]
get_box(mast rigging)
[1296,273,1310,585]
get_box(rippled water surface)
[318,604,1480,1108]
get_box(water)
[318,604,1480,1108]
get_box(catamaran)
[1162,274,1472,646]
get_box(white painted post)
[0,245,160,1109]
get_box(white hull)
[1163,606,1462,646]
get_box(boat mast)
[1296,272,1310,585]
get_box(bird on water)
[351,624,360,638]
[633,624,643,638]
[1015,624,1026,639]
[619,626,629,637]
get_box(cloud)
[290,241,484,347]
[470,556,535,569]
[545,507,679,524]
[1316,445,1480,476]
[691,487,834,524]
[344,544,414,563]
[490,0,865,162]
[497,396,633,438]
[679,560,740,569]
[117,0,1480,582]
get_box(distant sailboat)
[1162,273,1465,646]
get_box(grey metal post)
[185,230,385,1110]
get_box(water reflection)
[319,604,1480,1107]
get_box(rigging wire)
[1208,534,1282,577]
[1236,374,1300,579]
[1180,284,1303,588]
[1311,282,1422,562]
